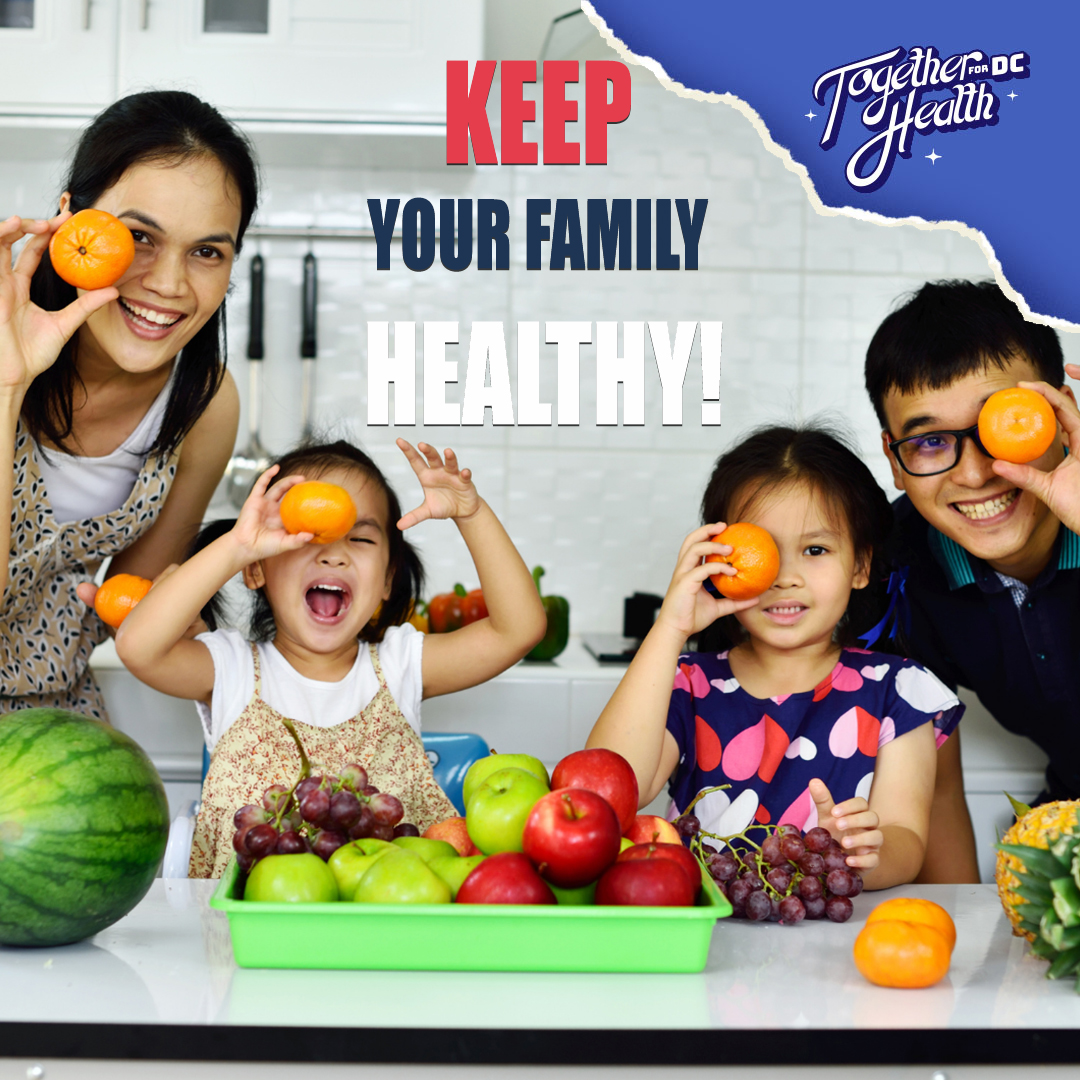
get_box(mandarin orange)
[94,573,152,629]
[49,209,135,291]
[279,481,357,544]
[706,521,781,600]
[853,919,952,989]
[864,896,956,952]
[977,386,1056,464]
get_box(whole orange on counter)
[279,481,357,544]
[854,896,955,988]
[864,896,956,952]
[706,522,780,600]
[49,209,135,291]
[977,386,1056,464]
[94,573,152,628]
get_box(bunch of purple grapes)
[231,762,418,872]
[697,821,863,925]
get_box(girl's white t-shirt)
[193,624,424,752]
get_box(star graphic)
[1008,91,1019,101]
[926,149,941,165]
[804,110,816,120]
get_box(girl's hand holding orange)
[655,523,761,641]
[48,209,135,291]
[705,521,780,600]
[809,778,883,871]
[395,439,481,530]
[279,480,357,544]
[0,211,119,395]
[231,465,315,562]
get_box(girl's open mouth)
[304,582,353,623]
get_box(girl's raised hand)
[231,465,313,561]
[396,439,481,529]
[809,778,883,871]
[655,523,760,639]
[0,211,118,395]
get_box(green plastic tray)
[210,858,731,973]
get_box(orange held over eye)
[864,896,956,953]
[49,209,135,291]
[279,481,357,544]
[706,522,781,600]
[94,573,153,629]
[977,387,1057,464]
[853,918,952,989]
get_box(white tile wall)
[5,81,1079,633]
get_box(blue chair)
[200,733,489,815]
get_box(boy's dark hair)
[697,424,894,652]
[194,440,424,644]
[865,279,1065,429]
[26,90,260,462]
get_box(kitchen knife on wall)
[300,251,317,440]
[226,253,271,510]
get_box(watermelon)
[0,709,170,947]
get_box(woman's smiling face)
[70,155,241,375]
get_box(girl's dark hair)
[697,424,895,652]
[25,90,260,461]
[193,441,424,645]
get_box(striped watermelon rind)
[0,709,169,947]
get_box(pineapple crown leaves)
[1006,791,1033,819]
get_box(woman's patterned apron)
[1,420,179,718]
[190,642,457,878]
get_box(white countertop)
[1,881,1077,1034]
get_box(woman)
[0,90,258,718]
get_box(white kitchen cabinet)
[1,0,481,123]
[117,0,481,123]
[0,0,118,113]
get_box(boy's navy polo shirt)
[892,494,1080,800]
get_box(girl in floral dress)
[588,425,962,889]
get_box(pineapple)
[996,799,1080,941]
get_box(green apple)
[462,752,550,810]
[353,850,452,904]
[549,879,597,905]
[428,853,485,899]
[328,841,394,900]
[391,835,458,863]
[466,766,550,855]
[243,853,338,903]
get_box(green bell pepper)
[526,566,569,661]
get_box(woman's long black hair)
[696,424,896,653]
[25,90,260,461]
[194,441,425,645]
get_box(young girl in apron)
[114,438,548,878]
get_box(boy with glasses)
[866,280,1080,882]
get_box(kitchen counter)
[2,882,1079,1069]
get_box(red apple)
[596,859,696,907]
[550,748,639,833]
[623,814,681,846]
[522,788,622,889]
[617,842,702,897]
[456,852,556,905]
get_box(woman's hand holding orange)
[396,439,481,529]
[654,524,761,641]
[809,778,883,871]
[989,374,1080,534]
[230,465,314,562]
[0,211,119,397]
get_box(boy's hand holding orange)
[854,897,955,988]
[705,521,780,600]
[49,209,135,291]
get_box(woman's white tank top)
[36,367,176,524]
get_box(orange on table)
[853,918,952,989]
[706,522,781,600]
[279,480,357,544]
[865,896,956,953]
[977,386,1057,464]
[48,209,135,291]
[94,573,152,629]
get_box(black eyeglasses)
[887,424,991,477]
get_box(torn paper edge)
[582,1,1078,334]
